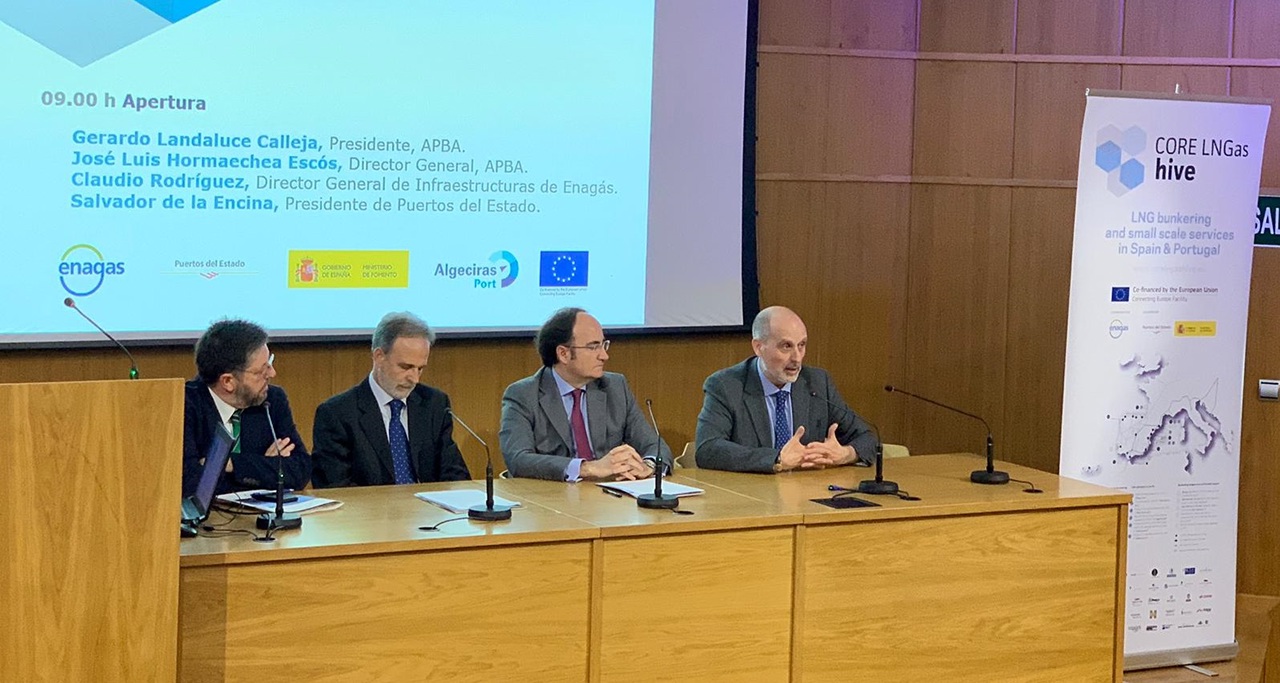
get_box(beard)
[234,381,268,408]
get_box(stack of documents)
[216,490,343,514]
[597,480,704,498]
[415,489,522,514]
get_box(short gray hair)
[372,312,435,353]
[751,308,776,341]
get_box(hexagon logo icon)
[1096,124,1147,196]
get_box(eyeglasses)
[564,340,610,353]
[240,353,275,377]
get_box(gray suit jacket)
[499,367,673,481]
[695,358,877,473]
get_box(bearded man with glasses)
[182,319,311,497]
[499,307,672,481]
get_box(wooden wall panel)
[1013,63,1121,181]
[912,61,1016,178]
[1123,0,1232,58]
[1120,65,1231,97]
[1231,68,1280,190]
[1240,248,1280,596]
[1015,0,1122,55]
[1233,0,1280,59]
[918,0,1015,54]
[902,184,1011,456]
[1004,188,1076,474]
[827,57,915,176]
[830,0,918,51]
[757,53,829,174]
[758,0,832,48]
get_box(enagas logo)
[59,244,125,296]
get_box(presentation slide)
[0,0,753,344]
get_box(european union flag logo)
[540,251,589,287]
[1111,286,1130,302]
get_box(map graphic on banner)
[1061,91,1270,666]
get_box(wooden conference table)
[178,454,1130,682]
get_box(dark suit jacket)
[311,379,471,488]
[182,380,311,498]
[695,358,877,473]
[499,367,673,481]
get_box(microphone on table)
[448,408,512,522]
[807,391,897,495]
[63,297,139,379]
[636,399,679,510]
[884,385,1010,485]
[255,401,302,537]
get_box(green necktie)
[230,409,242,454]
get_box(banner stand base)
[1124,641,1239,671]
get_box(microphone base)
[255,513,302,531]
[637,493,680,510]
[971,469,1010,485]
[468,504,513,521]
[857,478,900,495]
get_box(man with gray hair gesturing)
[311,312,471,487]
[696,306,877,473]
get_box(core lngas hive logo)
[433,250,519,289]
[59,244,125,297]
[1096,125,1147,196]
[1,1,223,67]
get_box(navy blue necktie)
[389,399,413,484]
[772,390,790,449]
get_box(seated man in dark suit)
[311,312,471,487]
[183,319,311,498]
[695,306,877,473]
[499,307,672,481]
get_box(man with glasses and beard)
[500,307,672,481]
[182,319,310,497]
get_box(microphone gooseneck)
[63,297,139,379]
[448,408,512,522]
[636,399,678,510]
[808,390,899,496]
[884,385,1011,486]
[255,399,302,537]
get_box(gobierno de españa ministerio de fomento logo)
[59,243,125,296]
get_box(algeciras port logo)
[59,243,125,296]
[490,250,518,288]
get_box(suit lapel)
[742,359,772,447]
[790,372,812,439]
[538,368,574,453]
[586,378,607,459]
[406,389,430,479]
[355,381,397,481]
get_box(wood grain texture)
[757,52,830,174]
[1240,247,1280,596]
[180,480,598,566]
[180,542,592,683]
[1004,188,1076,474]
[1230,67,1280,191]
[1013,63,1121,181]
[1234,0,1280,59]
[800,506,1121,682]
[1122,0,1231,58]
[1015,0,1122,56]
[912,61,1016,178]
[826,57,916,176]
[829,0,918,51]
[1120,65,1230,96]
[1,379,183,682]
[598,528,794,682]
[902,184,1011,457]
[919,0,1015,54]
